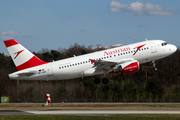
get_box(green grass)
[1,114,180,120]
[113,114,180,120]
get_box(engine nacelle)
[110,60,140,74]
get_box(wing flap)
[90,58,135,72]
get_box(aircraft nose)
[169,44,177,53]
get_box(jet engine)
[110,60,139,74]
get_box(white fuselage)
[8,40,177,80]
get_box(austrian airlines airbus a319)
[4,39,177,84]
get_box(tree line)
[0,43,180,103]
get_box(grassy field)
[1,103,180,110]
[0,114,180,120]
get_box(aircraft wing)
[90,58,134,71]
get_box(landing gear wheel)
[102,78,109,84]
[94,78,101,84]
[154,67,158,71]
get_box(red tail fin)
[4,39,48,71]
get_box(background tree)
[146,77,164,101]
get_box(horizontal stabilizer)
[17,71,36,77]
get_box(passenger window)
[80,62,82,64]
[67,65,69,67]
[65,66,66,68]
[62,66,63,68]
[59,67,61,69]
[114,55,116,57]
[104,57,106,59]
[144,48,146,50]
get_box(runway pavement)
[1,110,180,115]
[0,110,33,115]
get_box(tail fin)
[4,39,48,71]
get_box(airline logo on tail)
[14,49,24,59]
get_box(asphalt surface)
[0,110,33,115]
[1,110,180,115]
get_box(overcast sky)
[0,0,180,54]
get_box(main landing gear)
[94,78,109,84]
[94,78,101,84]
[94,69,109,84]
[102,78,109,84]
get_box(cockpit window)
[161,42,168,46]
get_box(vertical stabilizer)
[4,39,48,71]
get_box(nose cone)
[164,44,177,57]
[170,44,177,53]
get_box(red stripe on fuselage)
[4,39,19,48]
[17,56,48,71]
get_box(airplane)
[3,39,177,84]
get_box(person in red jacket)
[45,90,51,106]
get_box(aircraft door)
[46,65,54,76]
[150,42,157,53]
